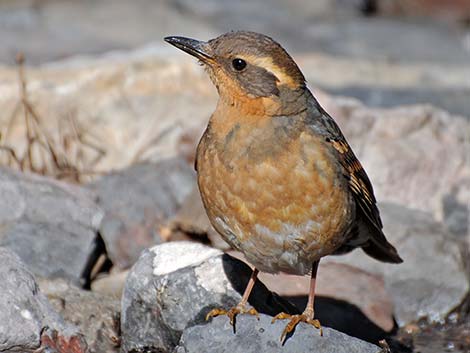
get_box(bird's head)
[165,31,307,116]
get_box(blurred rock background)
[0,0,469,352]
[0,0,469,115]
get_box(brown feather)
[313,106,402,263]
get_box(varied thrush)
[165,31,402,343]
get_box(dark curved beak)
[164,36,213,62]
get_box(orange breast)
[197,123,355,274]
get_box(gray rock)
[89,159,195,269]
[120,242,298,353]
[0,247,87,353]
[0,167,104,286]
[175,314,382,353]
[324,202,470,326]
[38,277,121,353]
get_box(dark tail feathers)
[362,237,403,264]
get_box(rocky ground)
[0,1,469,352]
[0,89,468,352]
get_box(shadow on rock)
[286,295,391,344]
[221,254,300,317]
[222,255,412,352]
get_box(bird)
[165,31,402,343]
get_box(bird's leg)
[206,268,259,327]
[272,261,322,343]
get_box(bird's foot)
[271,312,322,344]
[205,304,259,328]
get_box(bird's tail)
[361,235,403,263]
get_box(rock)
[120,242,298,353]
[89,159,195,269]
[175,314,382,353]
[323,202,470,326]
[38,277,121,353]
[0,247,87,353]
[0,167,104,286]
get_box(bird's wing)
[318,111,405,263]
[308,106,383,231]
[326,132,383,230]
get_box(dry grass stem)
[0,53,106,183]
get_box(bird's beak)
[164,36,213,63]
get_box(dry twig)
[0,53,106,183]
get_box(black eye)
[232,58,247,71]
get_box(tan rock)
[91,270,129,299]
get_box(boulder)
[0,167,103,286]
[89,159,195,269]
[120,242,298,353]
[0,247,87,353]
[175,314,382,353]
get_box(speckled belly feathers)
[197,121,355,275]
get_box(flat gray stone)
[0,167,104,286]
[0,247,87,352]
[89,158,195,269]
[120,242,298,353]
[2,222,98,284]
[175,314,382,353]
[324,202,470,326]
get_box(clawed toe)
[205,308,228,322]
[205,304,259,328]
[272,312,322,344]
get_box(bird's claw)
[272,312,322,344]
[206,304,259,327]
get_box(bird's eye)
[232,58,247,71]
